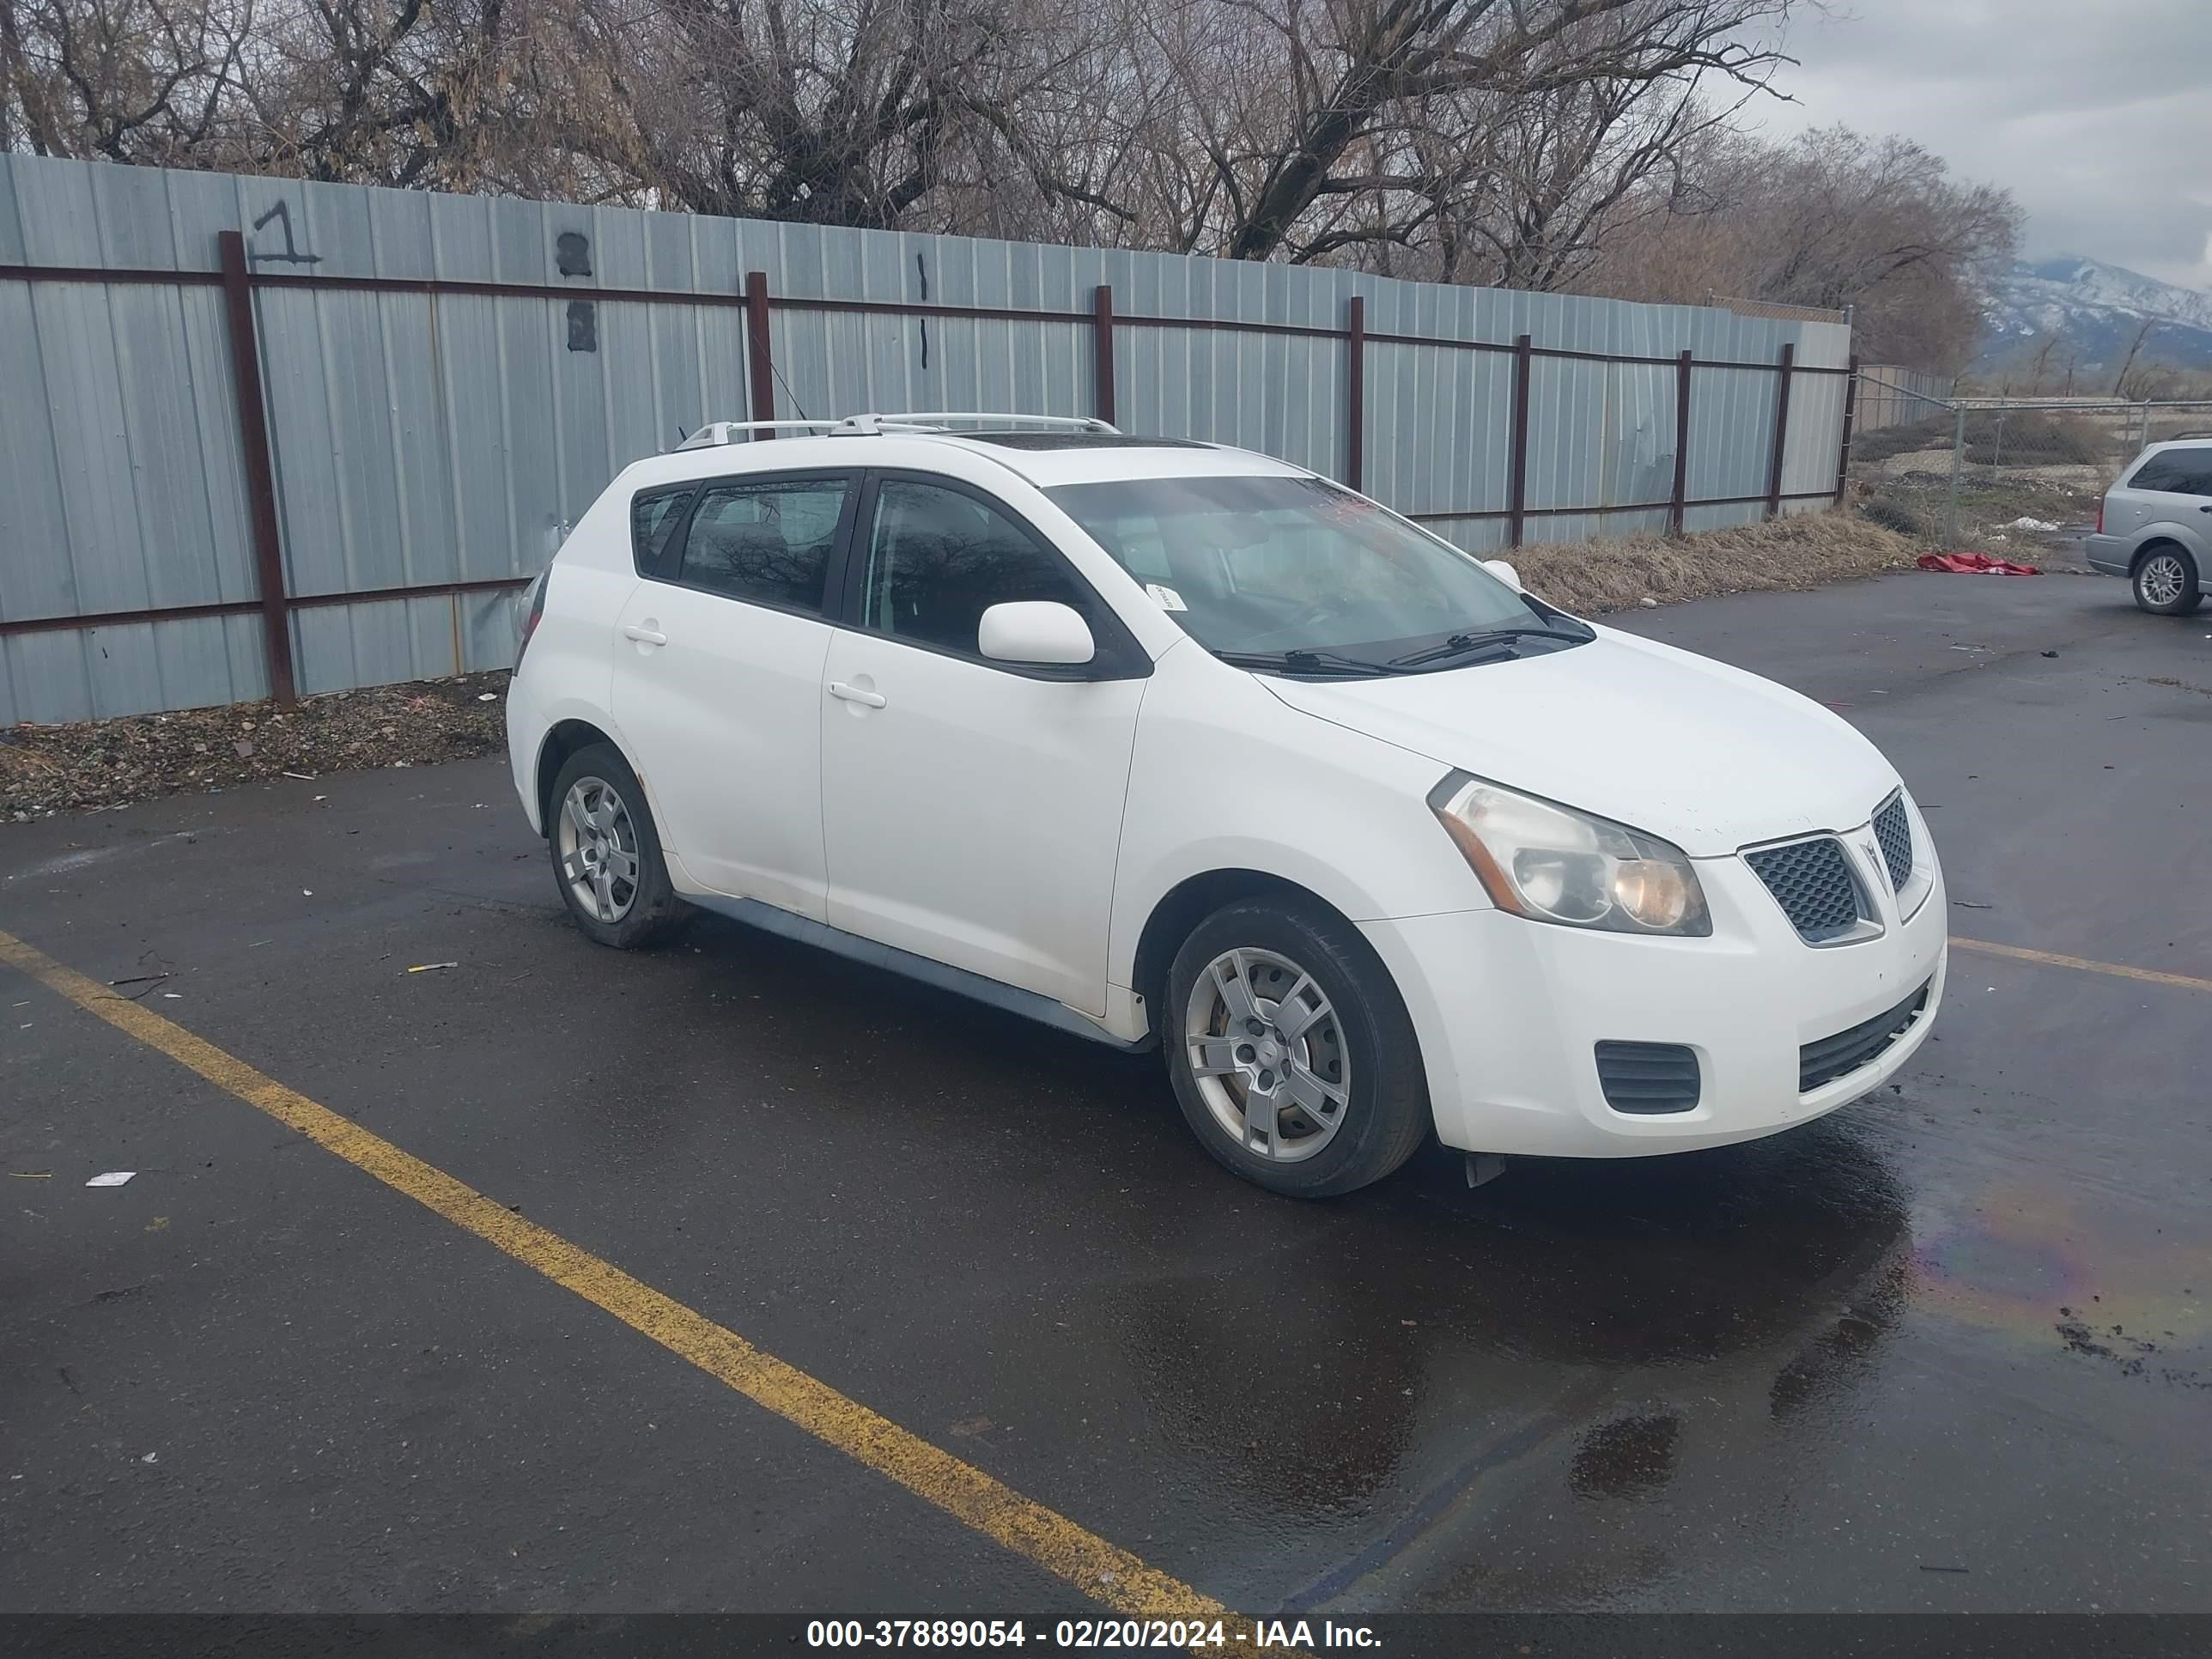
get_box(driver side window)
[860,479,1091,658]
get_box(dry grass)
[1512,513,1919,616]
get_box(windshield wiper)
[1388,623,1589,668]
[1212,647,1413,678]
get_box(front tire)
[1164,897,1431,1198]
[547,743,682,948]
[2133,545,2204,615]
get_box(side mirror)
[1481,558,1522,591]
[978,600,1096,666]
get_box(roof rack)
[670,411,1120,450]
[2161,429,2212,441]
[839,412,1120,434]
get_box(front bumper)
[2083,533,2130,577]
[1363,829,1948,1158]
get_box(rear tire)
[2133,544,2204,615]
[1164,897,1430,1198]
[547,743,682,948]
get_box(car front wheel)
[547,742,682,948]
[2133,545,2204,615]
[1164,897,1431,1198]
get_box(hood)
[1261,627,1899,857]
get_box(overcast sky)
[1748,0,2212,291]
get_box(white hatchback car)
[506,414,1947,1196]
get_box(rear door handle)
[622,623,667,645]
[828,681,887,708]
[2197,504,2211,514]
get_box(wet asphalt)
[1,570,2207,1617]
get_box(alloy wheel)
[2140,553,2187,607]
[557,775,641,922]
[1183,947,1351,1162]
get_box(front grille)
[1872,794,1913,890]
[1594,1042,1701,1114]
[1800,982,1930,1092]
[1745,837,1863,942]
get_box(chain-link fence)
[1850,365,1953,434]
[1846,374,2212,550]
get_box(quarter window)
[2129,447,2212,497]
[629,486,694,574]
[674,477,849,614]
[860,479,1090,657]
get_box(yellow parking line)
[1950,935,2212,995]
[0,926,1231,1622]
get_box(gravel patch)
[3,672,509,821]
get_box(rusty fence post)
[217,228,297,708]
[1507,333,1533,548]
[1346,296,1365,492]
[1833,354,1860,508]
[1093,284,1117,428]
[744,270,775,435]
[1765,342,1796,518]
[1669,349,1693,536]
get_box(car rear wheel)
[2133,545,2204,615]
[1164,897,1430,1198]
[548,743,682,948]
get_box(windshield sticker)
[1145,583,1189,612]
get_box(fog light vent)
[1595,1042,1701,1115]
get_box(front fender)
[1104,648,1489,994]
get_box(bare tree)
[1091,0,1794,266]
[0,0,252,161]
[2109,317,2160,398]
[1580,125,2020,372]
[2021,331,2057,395]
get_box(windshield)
[1046,473,1586,672]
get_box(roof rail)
[839,412,1120,434]
[2161,429,2212,441]
[672,411,1122,451]
[672,419,847,451]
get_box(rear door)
[817,471,1150,1013]
[609,469,859,917]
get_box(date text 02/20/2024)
[805,1619,1382,1649]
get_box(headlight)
[1426,771,1711,936]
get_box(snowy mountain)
[1979,256,2212,375]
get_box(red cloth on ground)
[1917,552,2040,575]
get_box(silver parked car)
[2085,436,2212,615]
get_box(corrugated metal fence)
[0,153,1855,725]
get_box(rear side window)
[630,486,694,574]
[675,477,851,615]
[2127,447,2212,497]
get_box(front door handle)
[828,681,887,708]
[622,623,667,646]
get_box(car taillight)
[516,570,550,661]
[2095,497,2105,535]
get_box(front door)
[819,475,1147,1014]
[609,470,856,917]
